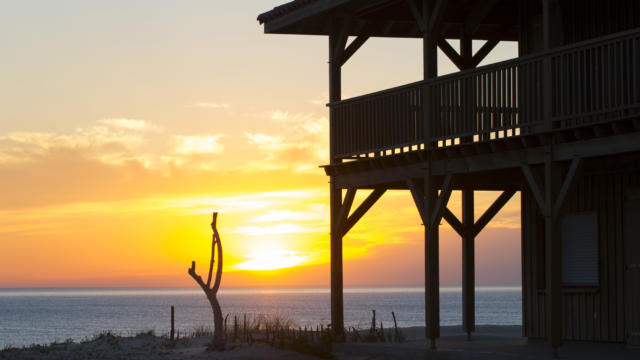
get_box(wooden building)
[258,0,640,351]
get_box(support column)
[460,32,472,70]
[422,0,437,79]
[421,0,439,349]
[544,154,563,356]
[424,171,440,349]
[462,189,475,341]
[542,0,552,130]
[329,30,344,337]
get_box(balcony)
[330,29,640,161]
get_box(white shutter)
[562,212,599,286]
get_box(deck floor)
[333,325,640,359]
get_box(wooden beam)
[520,164,546,215]
[462,189,475,339]
[552,157,581,218]
[437,38,464,70]
[329,25,344,337]
[544,152,563,353]
[470,39,499,68]
[408,178,427,225]
[339,35,369,66]
[380,20,395,36]
[340,188,386,237]
[406,0,425,31]
[442,208,464,236]
[460,32,473,69]
[430,173,453,227]
[472,189,517,236]
[464,0,500,35]
[332,20,350,63]
[424,171,440,348]
[336,187,356,234]
[427,0,446,37]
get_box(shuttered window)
[562,212,599,287]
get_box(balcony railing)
[330,28,640,160]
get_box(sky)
[0,0,521,288]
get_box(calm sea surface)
[0,286,521,348]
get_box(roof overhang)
[257,0,520,41]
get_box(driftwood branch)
[188,212,225,351]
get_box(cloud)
[233,249,310,271]
[161,190,323,215]
[193,102,230,109]
[246,133,282,147]
[172,135,225,155]
[250,209,323,223]
[244,111,328,171]
[100,118,155,131]
[0,126,142,165]
[234,223,320,236]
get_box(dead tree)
[188,212,225,351]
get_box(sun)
[234,249,308,271]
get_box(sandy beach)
[0,332,321,360]
[3,325,639,360]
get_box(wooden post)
[462,189,475,341]
[422,0,437,80]
[460,32,472,70]
[329,27,344,338]
[545,153,563,356]
[421,0,439,349]
[170,305,175,341]
[422,0,437,148]
[542,0,553,130]
[459,32,474,144]
[424,170,440,349]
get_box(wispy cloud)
[159,190,324,215]
[234,223,320,236]
[250,209,324,223]
[172,135,225,155]
[0,126,143,165]
[244,110,328,172]
[233,249,310,271]
[100,118,155,131]
[245,133,282,153]
[193,102,230,109]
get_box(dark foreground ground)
[334,325,640,360]
[2,326,638,359]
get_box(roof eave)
[258,0,350,35]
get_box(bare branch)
[206,213,218,288]
[188,211,225,350]
[212,235,223,293]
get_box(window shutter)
[562,212,599,286]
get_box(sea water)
[0,286,520,348]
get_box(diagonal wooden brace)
[430,173,453,228]
[340,188,386,237]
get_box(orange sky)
[0,1,521,288]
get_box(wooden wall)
[522,154,640,342]
[518,0,640,56]
[560,0,640,45]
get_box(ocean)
[0,286,521,348]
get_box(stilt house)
[258,0,640,350]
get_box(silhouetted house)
[258,0,640,351]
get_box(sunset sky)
[0,0,521,288]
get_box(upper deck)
[259,0,640,188]
[332,28,640,160]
